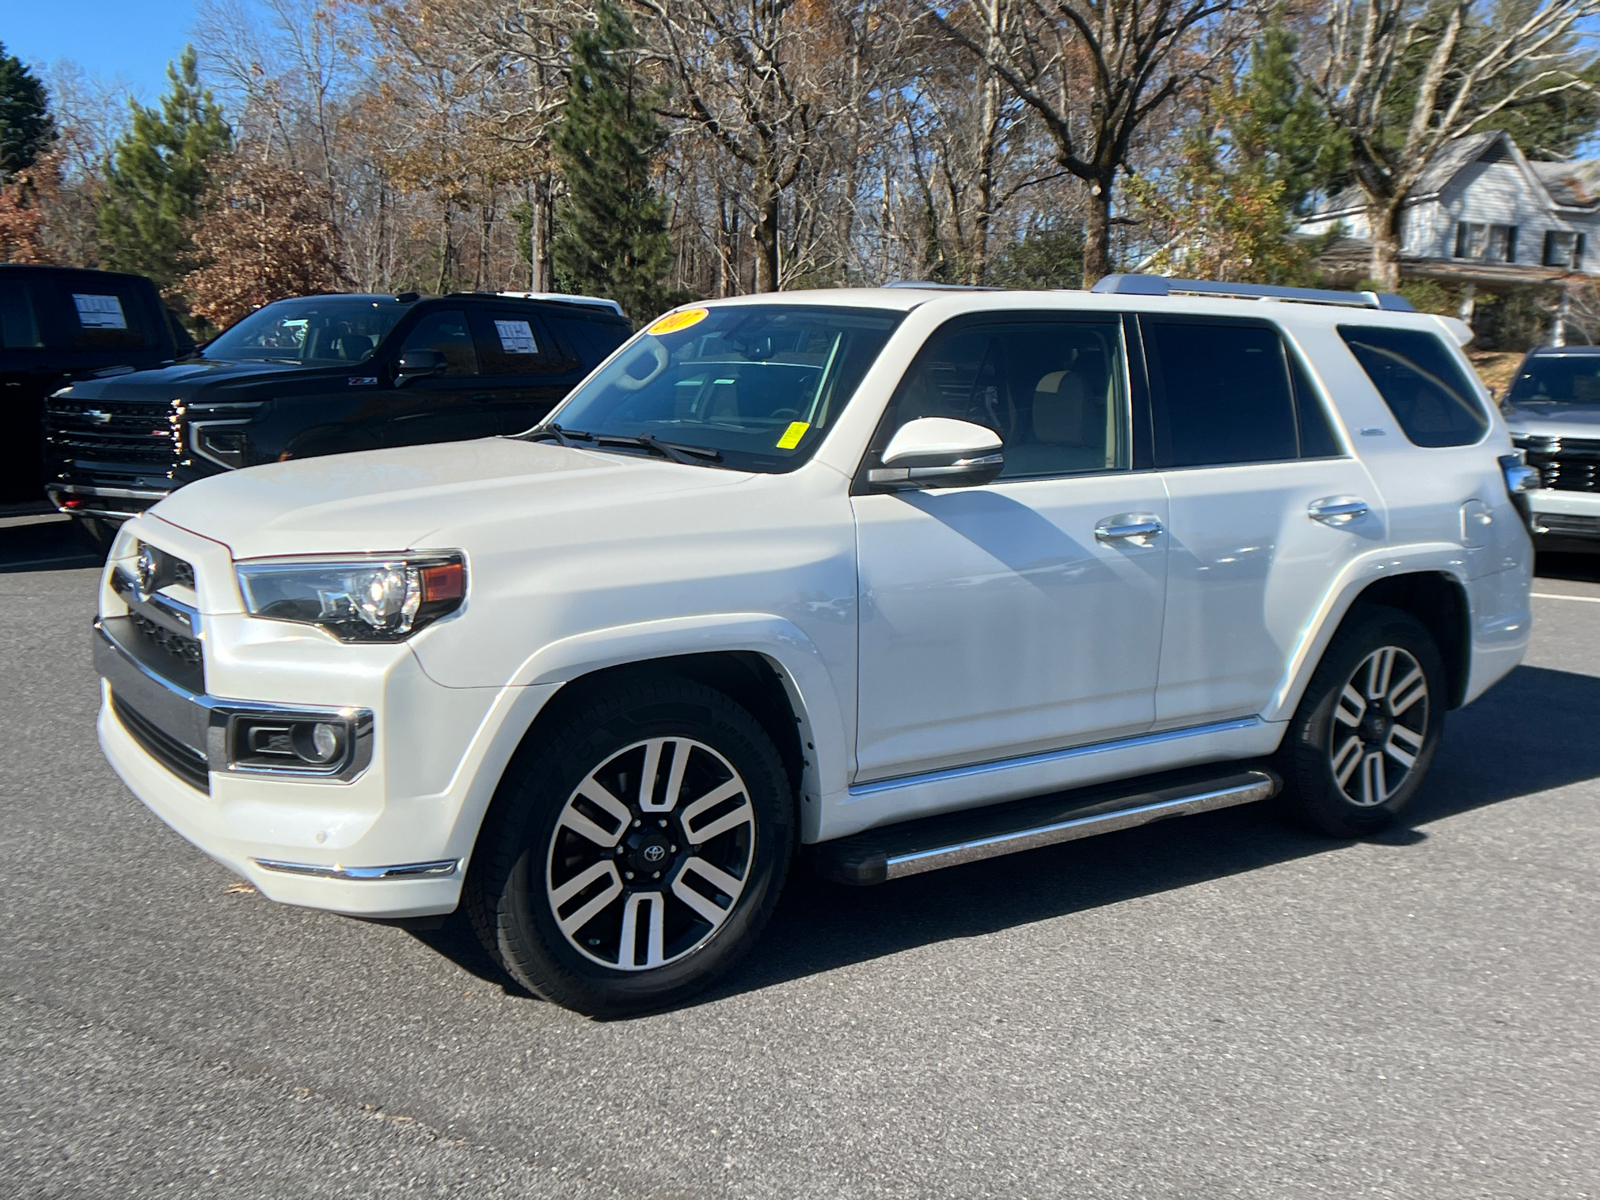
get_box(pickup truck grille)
[1524,436,1600,492]
[45,397,179,468]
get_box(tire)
[465,678,794,1016]
[1276,605,1446,838]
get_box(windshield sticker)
[776,421,810,449]
[494,319,539,354]
[648,307,709,336]
[72,294,127,330]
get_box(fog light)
[232,715,352,773]
[294,722,344,764]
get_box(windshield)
[203,297,411,365]
[1506,354,1600,406]
[540,304,903,471]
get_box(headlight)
[236,553,466,641]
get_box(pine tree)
[0,42,55,179]
[1230,22,1347,216]
[551,2,674,324]
[97,47,231,303]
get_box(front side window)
[204,297,410,364]
[400,310,479,375]
[880,316,1129,479]
[1144,318,1299,467]
[1338,325,1488,447]
[1506,353,1600,406]
[544,304,902,472]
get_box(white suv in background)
[94,276,1535,1015]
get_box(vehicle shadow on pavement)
[1535,551,1600,584]
[412,662,1600,1015]
[0,515,105,574]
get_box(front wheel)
[1277,606,1446,837]
[467,679,794,1016]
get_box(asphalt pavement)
[2,511,1597,1199]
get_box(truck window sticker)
[494,319,539,355]
[73,294,128,330]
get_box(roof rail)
[1091,273,1415,312]
[491,291,626,316]
[883,280,1000,291]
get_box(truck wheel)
[467,678,793,1016]
[1277,606,1446,838]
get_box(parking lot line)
[1532,592,1600,603]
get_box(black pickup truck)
[43,290,633,539]
[2,264,194,506]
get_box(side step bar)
[813,766,1279,886]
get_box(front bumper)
[47,483,169,522]
[1527,488,1600,547]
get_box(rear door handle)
[1307,496,1369,525]
[1094,513,1164,542]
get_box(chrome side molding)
[251,858,460,881]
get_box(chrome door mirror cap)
[870,417,1004,490]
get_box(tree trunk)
[753,176,780,293]
[1082,179,1113,288]
[1367,201,1404,291]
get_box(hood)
[149,437,756,559]
[63,357,318,401]
[1502,403,1600,438]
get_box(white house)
[1299,130,1598,313]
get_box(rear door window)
[469,310,562,374]
[0,279,44,348]
[50,277,157,350]
[1142,318,1299,466]
[1338,325,1487,447]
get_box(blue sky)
[5,0,200,100]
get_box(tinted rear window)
[1144,318,1299,466]
[1338,325,1487,447]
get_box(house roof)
[1307,129,1600,218]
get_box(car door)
[1139,315,1385,729]
[852,313,1170,783]
[380,308,497,447]
[467,309,586,432]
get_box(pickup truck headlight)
[236,553,466,641]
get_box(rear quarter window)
[1338,325,1487,447]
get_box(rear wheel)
[1277,606,1446,837]
[466,679,793,1016]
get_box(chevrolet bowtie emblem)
[82,409,113,425]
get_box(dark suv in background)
[44,291,632,538]
[1502,343,1600,552]
[2,265,194,506]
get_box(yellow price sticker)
[648,307,709,335]
[776,421,810,450]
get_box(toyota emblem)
[642,844,667,864]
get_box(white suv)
[94,277,1536,1015]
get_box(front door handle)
[1307,496,1370,525]
[1094,513,1164,542]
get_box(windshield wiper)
[524,425,723,465]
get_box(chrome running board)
[813,767,1279,886]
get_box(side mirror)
[869,417,1004,489]
[394,348,447,386]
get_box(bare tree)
[927,0,1242,286]
[1313,0,1600,288]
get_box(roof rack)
[883,280,1000,291]
[488,291,626,316]
[1091,273,1415,312]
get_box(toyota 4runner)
[93,276,1536,1015]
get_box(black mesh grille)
[45,397,179,468]
[129,611,203,672]
[1527,437,1600,493]
[111,692,210,793]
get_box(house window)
[1455,222,1518,262]
[1543,230,1587,269]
